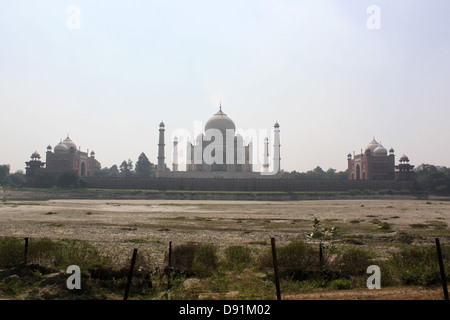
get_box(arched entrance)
[81,162,86,177]
[356,164,361,180]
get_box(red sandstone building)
[347,138,414,181]
[25,136,96,178]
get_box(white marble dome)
[205,107,236,134]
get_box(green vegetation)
[1,236,449,300]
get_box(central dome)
[205,107,236,134]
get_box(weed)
[329,278,352,290]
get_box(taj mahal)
[24,104,416,192]
[155,105,281,179]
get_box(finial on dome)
[219,102,222,112]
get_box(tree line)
[280,166,348,180]
[94,152,159,178]
[1,160,450,195]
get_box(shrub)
[390,245,450,286]
[191,244,219,277]
[329,278,352,290]
[172,243,197,274]
[0,237,24,266]
[337,248,374,277]
[0,237,108,270]
[257,241,329,280]
[172,243,219,277]
[223,246,254,270]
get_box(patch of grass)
[123,238,147,244]
[343,238,364,245]
[424,220,448,229]
[336,247,374,277]
[223,246,254,270]
[389,245,450,286]
[248,241,267,246]
[46,223,64,227]
[379,222,392,232]
[410,223,428,229]
[0,237,109,270]
[329,278,352,290]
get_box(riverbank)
[1,187,438,202]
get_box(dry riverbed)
[1,198,449,266]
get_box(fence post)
[435,238,449,300]
[271,237,281,301]
[319,243,323,267]
[167,241,172,290]
[124,248,138,301]
[23,237,29,264]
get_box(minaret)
[263,137,269,173]
[158,121,165,172]
[273,121,281,174]
[172,136,179,172]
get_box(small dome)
[366,138,380,152]
[159,121,165,127]
[389,147,395,154]
[205,108,236,134]
[374,144,387,156]
[54,142,68,152]
[47,145,52,151]
[90,150,95,157]
[62,136,77,151]
[274,121,280,128]
[31,151,41,159]
[400,154,409,162]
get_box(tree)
[34,168,58,188]
[57,170,79,188]
[93,159,102,176]
[415,164,450,195]
[0,165,10,185]
[135,152,155,178]
[109,164,120,177]
[9,171,25,187]
[120,159,134,177]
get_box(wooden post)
[319,243,323,266]
[167,241,172,290]
[124,248,138,301]
[435,238,449,300]
[23,238,29,264]
[271,237,281,301]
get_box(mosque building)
[347,138,414,181]
[25,135,96,178]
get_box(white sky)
[1,0,449,173]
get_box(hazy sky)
[1,0,449,173]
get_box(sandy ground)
[1,197,449,300]
[1,198,449,263]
